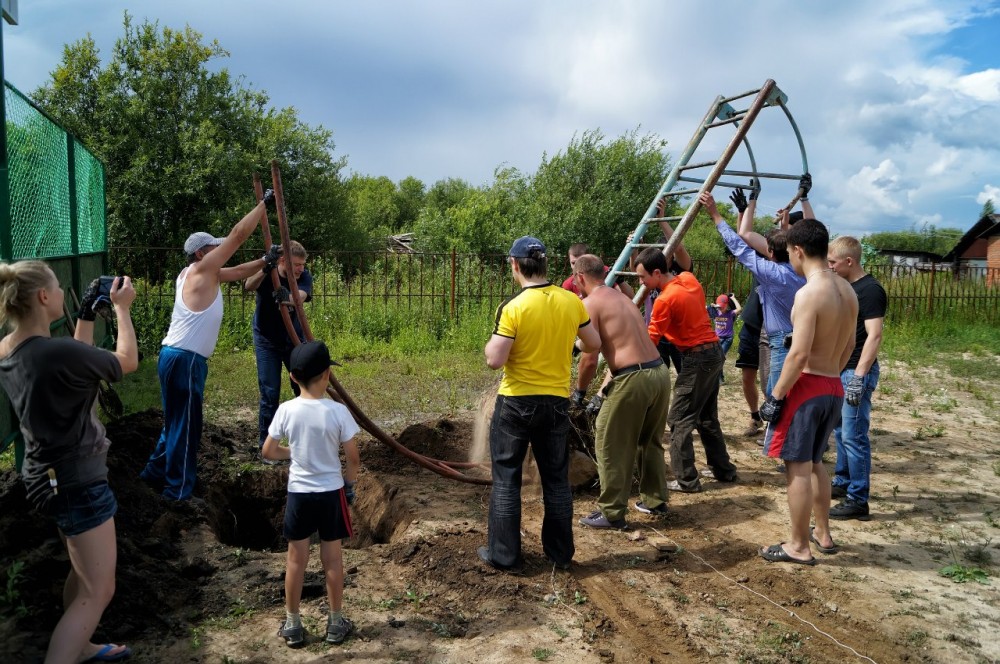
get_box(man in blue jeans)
[142,193,278,501]
[480,236,600,572]
[827,236,886,520]
[243,240,313,457]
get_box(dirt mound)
[0,410,274,661]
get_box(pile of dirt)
[0,410,272,661]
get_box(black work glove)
[760,395,784,423]
[77,278,101,322]
[729,188,748,214]
[570,389,587,409]
[572,344,581,358]
[262,188,275,206]
[262,244,283,273]
[344,481,356,505]
[783,333,793,349]
[585,393,605,416]
[798,173,812,200]
[273,286,290,305]
[845,374,864,407]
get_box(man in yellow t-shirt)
[479,236,601,572]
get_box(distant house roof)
[878,248,943,261]
[943,214,1000,261]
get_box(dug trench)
[0,406,978,663]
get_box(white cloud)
[977,185,1000,205]
[4,0,999,234]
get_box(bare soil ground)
[1,357,999,663]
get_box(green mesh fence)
[75,140,107,253]
[2,80,108,470]
[2,81,106,259]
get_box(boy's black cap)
[290,340,334,383]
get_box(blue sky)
[4,0,999,237]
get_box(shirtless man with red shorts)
[758,218,858,565]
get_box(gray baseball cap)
[184,232,224,255]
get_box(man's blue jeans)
[765,330,792,399]
[833,362,880,504]
[487,394,574,568]
[254,333,298,448]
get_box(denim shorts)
[51,481,118,537]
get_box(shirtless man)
[758,219,858,565]
[574,254,672,529]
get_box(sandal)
[809,527,840,554]
[278,622,306,648]
[759,542,817,566]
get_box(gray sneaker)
[578,510,627,530]
[326,616,354,644]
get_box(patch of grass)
[1,561,28,619]
[754,622,805,660]
[549,623,569,639]
[905,629,929,648]
[405,587,430,611]
[914,425,945,440]
[532,648,556,661]
[573,590,587,605]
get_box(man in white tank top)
[141,191,282,501]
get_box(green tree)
[32,13,347,275]
[522,128,669,260]
[864,223,964,258]
[981,199,996,218]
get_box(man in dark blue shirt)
[244,240,313,454]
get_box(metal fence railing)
[108,248,1000,327]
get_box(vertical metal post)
[450,247,456,318]
[0,21,12,260]
[927,264,936,317]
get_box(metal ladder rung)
[629,243,669,248]
[719,88,763,105]
[679,160,718,172]
[611,270,639,277]
[706,113,746,129]
[647,216,683,223]
[677,175,750,190]
[720,169,801,181]
[660,188,700,197]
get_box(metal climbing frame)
[255,162,491,486]
[605,78,809,298]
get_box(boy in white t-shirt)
[262,340,361,647]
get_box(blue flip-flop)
[83,644,132,662]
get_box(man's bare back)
[584,285,660,371]
[789,271,858,377]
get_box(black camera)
[94,276,119,307]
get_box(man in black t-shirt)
[827,236,886,521]
[244,240,314,452]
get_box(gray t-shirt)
[0,336,122,509]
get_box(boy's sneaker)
[326,616,354,644]
[742,419,762,437]
[633,501,668,515]
[829,498,870,521]
[278,622,306,648]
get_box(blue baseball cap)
[509,236,546,258]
